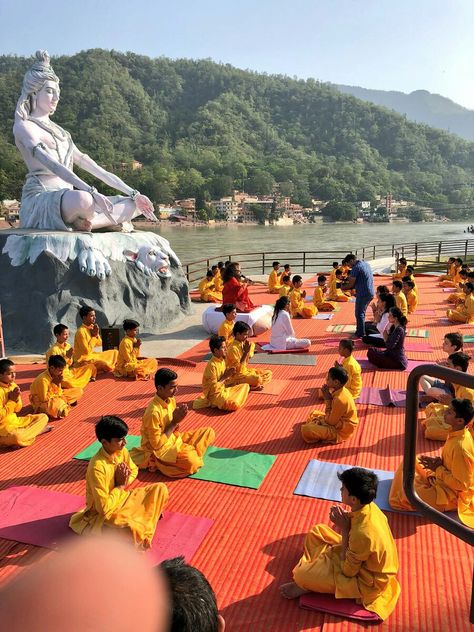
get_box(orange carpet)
[0,275,473,631]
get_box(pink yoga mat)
[356,386,407,407]
[299,593,381,621]
[0,486,214,564]
[358,359,427,372]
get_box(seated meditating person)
[329,261,339,282]
[212,264,224,294]
[221,262,255,312]
[301,366,359,444]
[447,282,474,324]
[367,285,390,326]
[390,399,474,527]
[198,270,222,303]
[290,275,317,318]
[113,319,158,380]
[447,270,469,304]
[0,358,50,447]
[193,335,250,411]
[70,415,169,548]
[279,275,293,297]
[362,294,396,347]
[280,467,400,621]
[283,263,292,278]
[30,355,83,419]
[405,265,417,287]
[392,256,407,280]
[402,279,418,315]
[327,269,350,302]
[217,303,237,343]
[439,257,463,287]
[313,274,337,311]
[225,321,272,389]
[366,308,408,371]
[46,323,96,389]
[391,280,408,318]
[130,368,215,477]
[268,261,283,293]
[439,257,456,282]
[420,332,464,401]
[270,296,311,351]
[421,352,474,441]
[335,339,362,399]
[73,306,118,373]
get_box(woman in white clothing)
[269,296,311,350]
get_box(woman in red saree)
[222,263,255,312]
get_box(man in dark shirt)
[341,254,375,338]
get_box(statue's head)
[16,50,60,120]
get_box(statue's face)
[35,80,60,115]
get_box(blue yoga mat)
[294,459,418,514]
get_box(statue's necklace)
[29,117,68,164]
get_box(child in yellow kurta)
[392,257,407,280]
[217,304,237,343]
[302,366,359,444]
[0,359,50,447]
[390,399,474,527]
[268,261,283,293]
[114,319,158,380]
[70,415,169,548]
[280,467,400,621]
[402,280,418,314]
[290,276,317,318]
[193,335,250,411]
[313,275,337,311]
[336,339,362,399]
[447,283,474,324]
[279,275,293,297]
[447,270,469,304]
[421,352,474,441]
[199,270,222,303]
[438,257,456,282]
[392,281,408,318]
[439,258,463,287]
[327,269,350,302]
[225,321,272,389]
[212,264,224,293]
[130,368,215,477]
[46,323,96,389]
[30,355,83,419]
[73,306,118,373]
[329,261,339,282]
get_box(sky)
[1,0,474,109]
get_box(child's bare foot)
[251,385,264,391]
[280,582,308,599]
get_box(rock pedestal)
[0,229,191,354]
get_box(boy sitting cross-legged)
[30,355,83,419]
[225,321,272,390]
[46,323,96,389]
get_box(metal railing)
[404,365,474,623]
[183,238,474,285]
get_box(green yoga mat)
[190,446,276,489]
[464,335,474,343]
[73,435,141,460]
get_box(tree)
[246,170,275,195]
[321,201,356,222]
[409,207,426,222]
[248,203,269,224]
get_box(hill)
[334,84,474,142]
[1,50,474,216]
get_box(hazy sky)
[2,0,474,109]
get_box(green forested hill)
[1,49,474,215]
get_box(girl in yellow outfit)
[290,275,317,318]
[327,269,350,302]
[280,467,400,621]
[130,368,215,477]
[390,399,474,528]
[198,270,222,303]
[313,275,337,311]
[114,320,158,380]
[268,261,283,293]
[70,415,168,548]
[439,258,463,287]
[30,355,83,419]
[193,335,250,411]
[302,366,359,444]
[226,321,272,388]
[336,339,362,399]
[73,306,118,373]
[217,303,237,343]
[447,282,474,324]
[46,323,96,389]
[0,359,50,447]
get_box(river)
[145,222,471,264]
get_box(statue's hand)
[91,192,117,225]
[78,247,112,280]
[134,194,157,222]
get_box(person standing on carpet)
[340,254,374,339]
[130,368,215,478]
[280,467,400,622]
